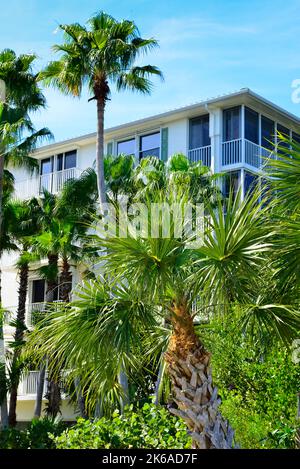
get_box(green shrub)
[53,402,191,449]
[0,418,66,449]
[201,315,300,449]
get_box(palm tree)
[40,11,163,205]
[31,171,97,419]
[25,183,300,447]
[0,50,51,427]
[5,198,41,426]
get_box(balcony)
[3,301,64,331]
[14,167,83,199]
[18,371,68,400]
[222,138,272,169]
[188,145,212,167]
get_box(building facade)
[1,88,300,422]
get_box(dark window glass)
[277,124,290,154]
[117,138,135,156]
[223,107,240,142]
[139,132,160,160]
[244,171,258,195]
[245,107,259,144]
[64,150,77,170]
[223,171,240,198]
[261,116,275,150]
[292,132,300,144]
[57,153,63,171]
[32,279,45,303]
[189,115,210,149]
[40,157,53,175]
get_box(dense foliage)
[53,402,191,449]
[201,315,300,448]
[0,419,65,449]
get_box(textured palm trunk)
[34,253,61,419]
[59,257,72,302]
[45,253,61,419]
[8,259,29,426]
[96,96,107,207]
[0,154,8,429]
[74,377,87,419]
[33,361,46,419]
[165,301,236,449]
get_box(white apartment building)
[1,87,300,422]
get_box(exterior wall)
[16,399,77,422]
[167,118,189,157]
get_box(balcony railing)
[18,370,68,398]
[222,138,273,168]
[188,145,211,167]
[3,301,64,330]
[14,167,83,199]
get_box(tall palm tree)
[40,11,163,205]
[0,50,51,427]
[31,170,97,419]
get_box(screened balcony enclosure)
[221,106,277,169]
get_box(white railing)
[222,138,273,168]
[27,300,64,328]
[18,371,48,397]
[188,145,212,167]
[244,139,273,168]
[14,168,83,199]
[18,370,68,398]
[222,138,242,166]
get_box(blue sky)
[1,0,300,142]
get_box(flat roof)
[34,88,300,156]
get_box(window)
[40,157,53,175]
[139,132,160,160]
[245,107,259,144]
[31,279,46,303]
[261,116,275,150]
[189,115,210,149]
[277,124,290,154]
[292,132,300,144]
[56,150,77,171]
[223,171,240,199]
[244,171,258,195]
[223,106,240,142]
[117,138,135,156]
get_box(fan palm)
[25,185,299,448]
[40,11,163,205]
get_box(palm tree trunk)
[119,370,129,413]
[8,258,29,426]
[34,253,59,419]
[59,257,72,302]
[44,253,61,419]
[96,96,107,206]
[74,377,87,419]
[33,361,46,419]
[165,301,236,449]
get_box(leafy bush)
[201,315,300,448]
[53,402,191,449]
[0,418,66,449]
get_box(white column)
[208,107,223,193]
[241,105,245,165]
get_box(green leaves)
[40,11,162,100]
[53,402,191,449]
